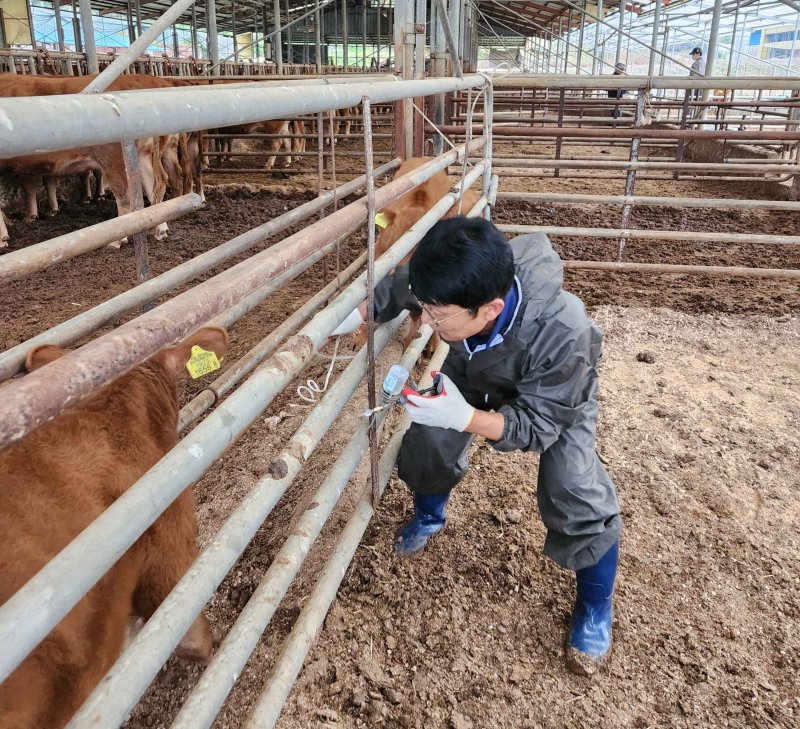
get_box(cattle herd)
[0,72,363,247]
[0,71,482,728]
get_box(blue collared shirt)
[463,276,522,359]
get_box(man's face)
[692,52,702,60]
[418,300,505,343]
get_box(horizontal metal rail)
[493,171,794,183]
[488,159,800,174]
[244,345,448,729]
[0,145,479,452]
[205,133,394,140]
[433,125,800,142]
[0,160,401,383]
[562,259,800,279]
[0,75,486,159]
[0,194,202,283]
[497,224,800,246]
[496,192,800,211]
[205,150,389,158]
[178,252,367,432]
[491,75,800,91]
[0,153,486,685]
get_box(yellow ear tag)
[186,345,222,379]
[374,212,390,229]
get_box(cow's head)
[25,327,229,382]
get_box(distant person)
[690,47,704,100]
[607,62,626,118]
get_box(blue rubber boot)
[394,491,450,557]
[566,541,619,676]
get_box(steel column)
[273,0,282,72]
[208,0,219,74]
[648,0,662,76]
[78,0,98,74]
[341,0,347,66]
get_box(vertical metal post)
[376,0,381,70]
[25,0,35,50]
[232,5,238,61]
[618,88,645,261]
[726,6,739,76]
[564,10,572,72]
[72,0,83,55]
[284,0,291,64]
[133,0,141,36]
[449,0,461,73]
[648,0,662,76]
[315,0,322,71]
[207,0,219,74]
[615,0,625,66]
[191,3,198,59]
[126,1,136,43]
[341,0,348,66]
[659,22,669,79]
[54,0,66,51]
[787,12,799,75]
[121,139,150,284]
[413,0,426,156]
[700,0,723,110]
[78,0,99,73]
[362,0,366,69]
[432,0,445,155]
[392,0,407,159]
[576,3,585,73]
[673,90,692,171]
[554,88,565,177]
[272,0,282,72]
[482,83,493,221]
[592,0,603,75]
[173,24,179,59]
[361,96,380,507]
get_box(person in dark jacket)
[332,217,621,675]
[608,62,626,118]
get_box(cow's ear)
[159,327,229,377]
[25,344,67,372]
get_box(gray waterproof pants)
[396,390,621,572]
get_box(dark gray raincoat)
[374,233,621,571]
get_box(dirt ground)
[1,141,799,729]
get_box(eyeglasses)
[420,304,469,327]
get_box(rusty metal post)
[362,96,380,506]
[273,0,283,73]
[619,88,646,261]
[673,88,692,178]
[120,139,150,283]
[554,88,565,177]
[413,0,426,157]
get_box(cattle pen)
[1,0,800,728]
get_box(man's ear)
[481,298,506,324]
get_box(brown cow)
[354,158,483,355]
[0,326,227,729]
[215,120,293,169]
[0,73,198,243]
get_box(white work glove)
[403,372,475,432]
[330,306,365,337]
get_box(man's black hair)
[408,216,515,313]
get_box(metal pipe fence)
[0,161,401,383]
[0,70,491,729]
